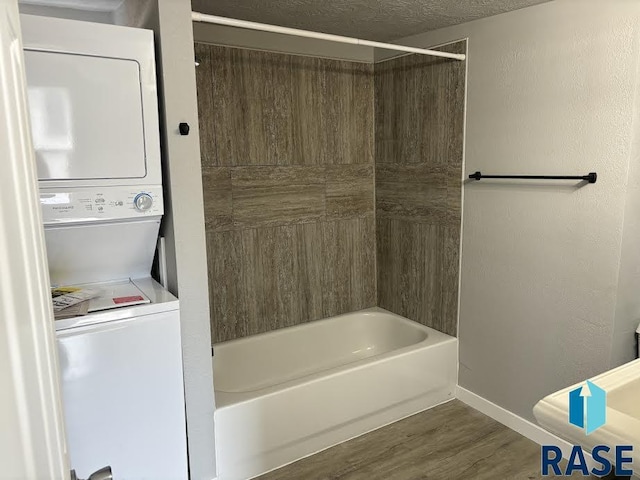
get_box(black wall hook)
[179,122,190,136]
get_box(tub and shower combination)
[212,307,457,480]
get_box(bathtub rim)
[212,307,457,408]
[213,306,437,348]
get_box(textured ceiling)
[191,0,552,42]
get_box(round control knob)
[134,193,153,212]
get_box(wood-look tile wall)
[196,44,376,343]
[375,41,467,337]
[197,42,466,343]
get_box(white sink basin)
[534,359,640,475]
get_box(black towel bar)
[469,171,597,184]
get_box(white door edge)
[0,0,69,478]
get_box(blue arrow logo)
[568,380,606,435]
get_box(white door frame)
[0,0,69,478]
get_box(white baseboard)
[456,386,585,461]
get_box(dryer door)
[24,50,147,181]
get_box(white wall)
[388,0,640,421]
[611,88,640,366]
[127,1,218,478]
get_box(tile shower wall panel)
[197,44,374,167]
[375,44,466,167]
[196,43,375,343]
[375,41,466,337]
[197,41,465,342]
[376,219,460,337]
[205,218,375,343]
[231,167,326,229]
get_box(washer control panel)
[40,186,163,224]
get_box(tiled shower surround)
[195,41,466,343]
[375,43,466,337]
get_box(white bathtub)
[213,307,458,480]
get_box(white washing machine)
[55,279,187,480]
[21,15,188,480]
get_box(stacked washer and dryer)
[21,14,188,480]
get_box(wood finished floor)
[257,400,613,480]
